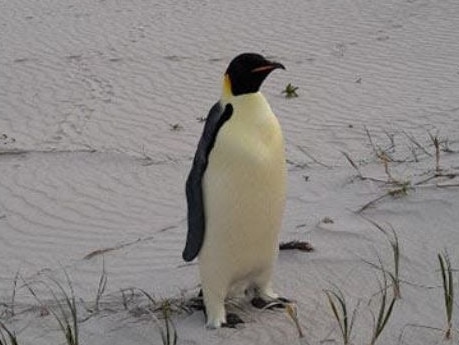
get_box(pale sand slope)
[1,0,459,344]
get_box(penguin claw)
[187,289,205,311]
[251,296,291,309]
[222,313,244,328]
[277,297,292,304]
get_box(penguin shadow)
[186,289,291,328]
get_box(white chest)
[213,92,285,170]
[200,92,286,279]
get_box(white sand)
[1,1,459,344]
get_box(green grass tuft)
[438,251,454,340]
[369,271,396,345]
[157,300,177,345]
[136,290,178,345]
[324,287,358,345]
[282,83,299,98]
[363,218,402,299]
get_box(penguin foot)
[251,296,291,309]
[187,289,205,311]
[191,290,244,328]
[222,313,244,328]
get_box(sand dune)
[1,1,459,344]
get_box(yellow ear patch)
[222,74,233,101]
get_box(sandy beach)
[1,1,459,344]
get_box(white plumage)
[200,89,286,328]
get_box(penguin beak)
[251,61,286,73]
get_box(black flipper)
[182,102,233,262]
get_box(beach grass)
[324,287,358,345]
[23,272,79,345]
[362,217,401,299]
[135,289,178,345]
[438,251,454,340]
[156,300,178,345]
[368,271,396,345]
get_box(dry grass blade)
[285,303,304,338]
[364,126,379,158]
[438,251,454,340]
[297,146,332,169]
[357,181,411,213]
[428,131,441,173]
[94,259,108,312]
[402,130,432,157]
[341,151,363,178]
[10,272,19,318]
[137,288,157,305]
[120,288,135,310]
[356,193,389,213]
[22,273,79,345]
[378,151,394,182]
[0,321,19,345]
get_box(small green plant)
[386,230,401,299]
[368,271,396,345]
[438,251,454,340]
[282,83,299,98]
[48,275,79,345]
[0,321,18,345]
[362,218,401,299]
[156,300,178,345]
[137,290,177,345]
[387,182,410,197]
[324,288,358,345]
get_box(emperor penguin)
[183,53,287,328]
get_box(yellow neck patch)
[221,74,233,101]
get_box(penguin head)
[224,53,285,96]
